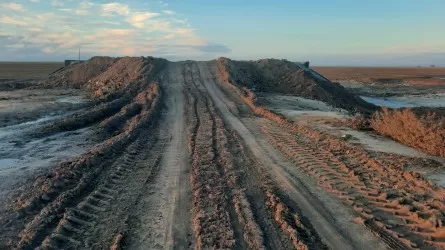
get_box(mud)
[217,60,445,249]
[0,88,87,127]
[3,57,445,249]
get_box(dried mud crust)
[182,61,326,250]
[216,61,445,249]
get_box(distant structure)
[65,60,84,66]
[64,48,84,66]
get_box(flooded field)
[361,94,445,108]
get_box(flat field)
[314,66,445,85]
[0,62,64,79]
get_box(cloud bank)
[0,1,230,61]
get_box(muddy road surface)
[2,58,445,249]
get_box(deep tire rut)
[38,130,167,249]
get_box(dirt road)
[193,61,386,249]
[3,59,430,249]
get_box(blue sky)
[0,0,444,65]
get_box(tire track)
[11,82,162,250]
[191,62,248,250]
[198,60,389,250]
[38,128,169,249]
[182,62,241,249]
[198,61,329,250]
[261,123,418,249]
[123,62,191,250]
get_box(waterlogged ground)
[0,88,96,214]
[361,94,445,108]
[0,88,87,127]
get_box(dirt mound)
[34,57,168,138]
[217,57,377,113]
[47,56,117,89]
[88,57,152,97]
[46,56,167,98]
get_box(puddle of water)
[56,96,85,104]
[0,115,59,139]
[276,109,345,120]
[0,158,19,169]
[361,96,412,108]
[361,95,445,108]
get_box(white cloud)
[0,16,27,26]
[51,0,64,7]
[75,9,88,15]
[6,44,26,49]
[127,12,160,28]
[27,28,43,32]
[163,10,175,15]
[173,27,194,36]
[158,1,168,8]
[6,3,25,12]
[101,3,130,16]
[103,29,134,36]
[42,47,55,53]
[0,0,229,59]
[75,1,94,15]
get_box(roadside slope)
[217,57,377,113]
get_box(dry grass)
[371,108,445,157]
[345,113,372,131]
[0,62,64,79]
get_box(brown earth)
[218,58,377,113]
[314,66,445,97]
[0,62,64,80]
[2,57,445,250]
[314,66,445,86]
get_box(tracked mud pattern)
[261,122,445,249]
[40,133,166,249]
[215,58,445,249]
[183,61,328,250]
[11,90,163,249]
[0,57,171,250]
[183,62,237,249]
[5,57,443,249]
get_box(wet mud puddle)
[361,94,445,108]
